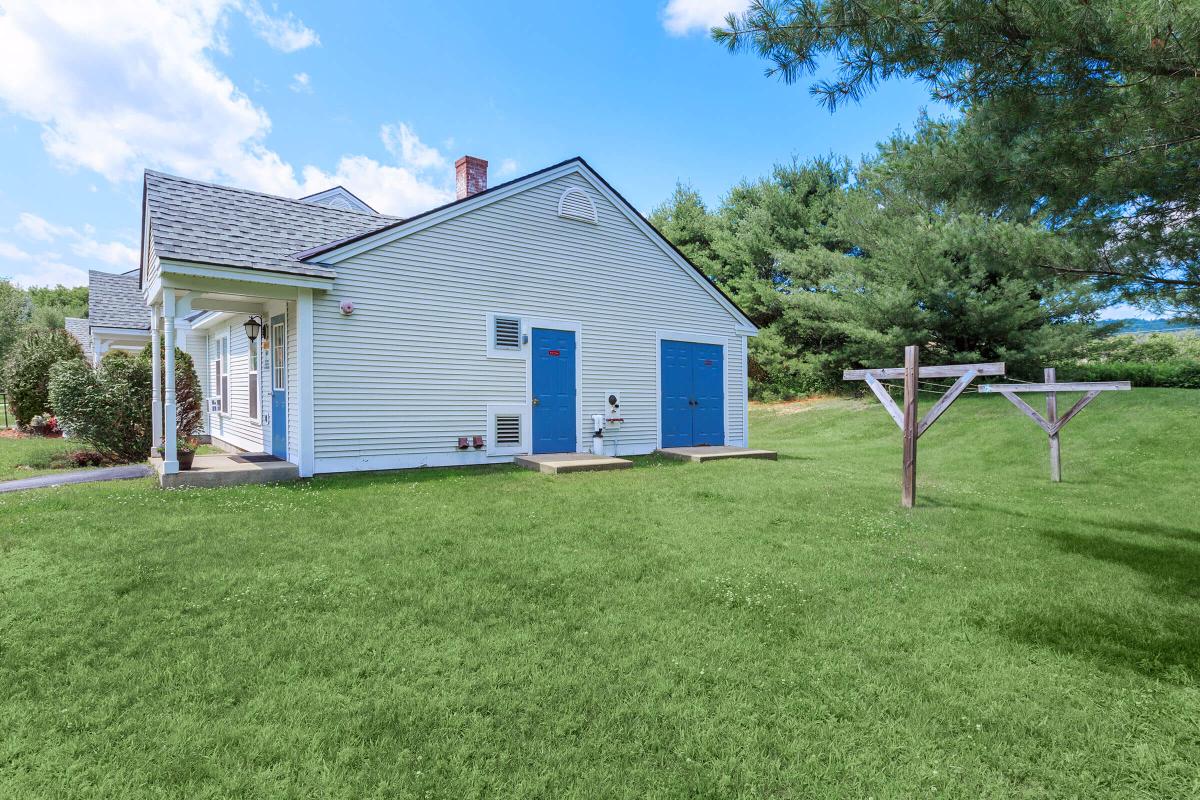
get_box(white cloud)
[381,122,446,171]
[13,213,138,268]
[662,0,749,36]
[0,252,89,289]
[299,155,451,218]
[496,158,519,177]
[0,241,33,261]
[241,0,319,52]
[10,262,90,288]
[15,213,71,242]
[289,71,312,93]
[0,1,451,218]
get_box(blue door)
[660,340,724,447]
[270,315,287,459]
[660,340,694,447]
[691,343,725,445]
[532,328,576,454]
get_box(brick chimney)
[455,156,488,200]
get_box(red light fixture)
[457,437,469,449]
[472,435,484,449]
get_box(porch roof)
[89,268,149,329]
[144,171,400,281]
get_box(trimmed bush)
[142,344,204,442]
[49,347,202,463]
[1055,360,1200,389]
[1,328,83,427]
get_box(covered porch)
[145,261,328,486]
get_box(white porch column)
[297,288,315,478]
[149,312,163,458]
[161,289,178,474]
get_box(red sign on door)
[704,359,713,366]
[548,349,561,357]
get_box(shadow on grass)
[994,603,1200,684]
[934,496,1200,544]
[987,529,1200,683]
[1044,530,1200,601]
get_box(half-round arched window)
[557,187,598,224]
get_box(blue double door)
[531,328,577,454]
[661,340,724,447]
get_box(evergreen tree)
[716,0,1200,317]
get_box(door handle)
[532,397,540,406]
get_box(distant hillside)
[1105,318,1194,335]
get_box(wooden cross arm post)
[843,346,1005,508]
[978,368,1130,482]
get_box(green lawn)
[0,435,79,480]
[1,390,1197,798]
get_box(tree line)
[651,0,1198,398]
[0,280,88,378]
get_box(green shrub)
[1,328,83,427]
[141,344,204,441]
[49,347,202,463]
[1055,360,1200,389]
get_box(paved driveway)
[0,465,152,493]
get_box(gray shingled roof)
[64,317,93,362]
[89,270,149,329]
[144,171,400,279]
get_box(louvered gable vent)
[558,187,598,224]
[494,316,521,350]
[495,415,522,446]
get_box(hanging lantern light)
[243,315,263,342]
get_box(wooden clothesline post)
[977,370,1131,482]
[844,345,1006,508]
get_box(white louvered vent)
[495,415,522,446]
[494,316,521,350]
[558,187,598,224]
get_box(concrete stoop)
[514,453,633,475]
[655,446,778,463]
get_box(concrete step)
[152,455,300,488]
[514,453,633,474]
[655,446,778,463]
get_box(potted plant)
[156,437,198,471]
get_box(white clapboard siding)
[183,328,209,435]
[206,319,264,452]
[311,172,749,469]
[144,220,160,288]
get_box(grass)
[0,435,80,480]
[1,390,1198,798]
[0,438,220,483]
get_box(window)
[272,321,286,391]
[215,335,229,414]
[247,333,259,420]
[486,313,523,358]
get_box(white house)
[65,269,152,365]
[140,156,758,476]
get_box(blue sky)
[0,1,1150,318]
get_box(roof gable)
[299,186,377,214]
[89,269,149,329]
[143,171,399,280]
[300,158,757,331]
